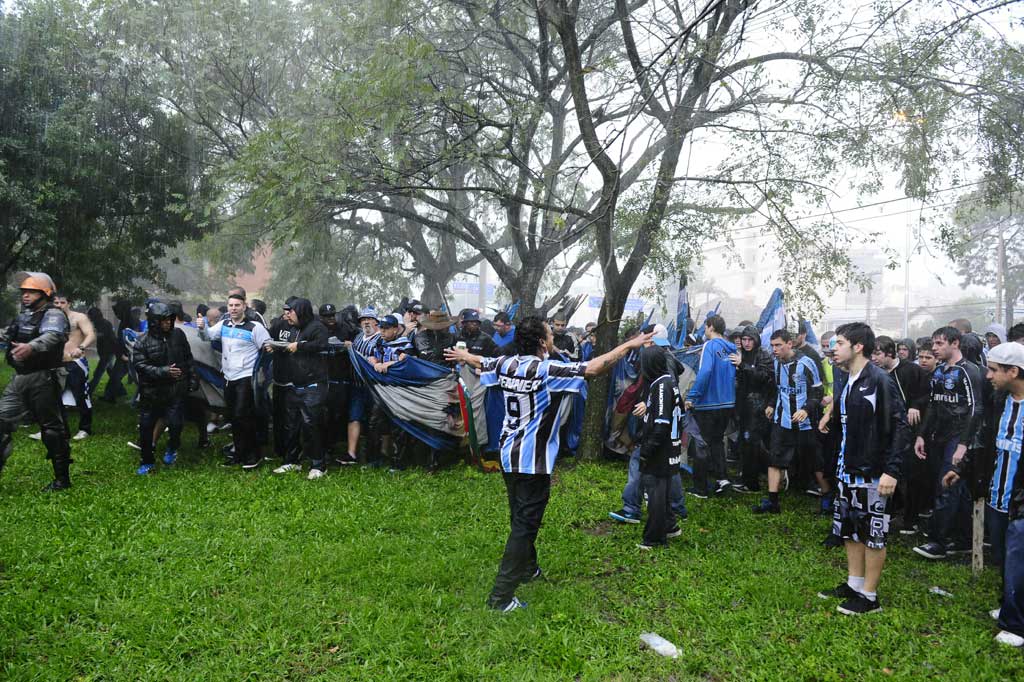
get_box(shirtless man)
[53,294,96,440]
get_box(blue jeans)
[928,438,972,548]
[987,505,1009,571]
[999,517,1024,637]
[621,447,687,519]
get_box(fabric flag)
[182,324,225,408]
[674,274,689,347]
[801,318,820,350]
[459,364,490,453]
[349,348,466,451]
[756,288,787,348]
[694,302,721,343]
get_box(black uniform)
[0,302,72,488]
[321,312,358,455]
[267,311,299,460]
[552,331,581,362]
[637,346,682,546]
[281,299,330,470]
[132,319,197,466]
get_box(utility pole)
[903,218,912,337]
[996,229,1006,326]
[478,261,488,312]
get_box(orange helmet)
[15,271,56,297]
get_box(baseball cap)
[462,310,480,322]
[319,303,337,316]
[988,342,1024,371]
[651,323,671,347]
[380,314,400,328]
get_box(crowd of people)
[1,270,1023,647]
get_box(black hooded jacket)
[132,322,197,405]
[734,324,774,433]
[638,346,681,477]
[286,298,329,386]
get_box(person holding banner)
[445,318,652,613]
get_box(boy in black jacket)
[636,346,683,549]
[132,302,197,474]
[818,322,910,615]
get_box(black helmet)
[146,301,174,325]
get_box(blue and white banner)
[756,288,787,347]
[349,348,465,451]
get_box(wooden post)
[973,499,985,576]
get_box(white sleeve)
[252,322,271,348]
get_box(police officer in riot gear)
[0,272,73,491]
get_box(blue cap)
[380,314,399,328]
[358,306,378,322]
[462,310,480,322]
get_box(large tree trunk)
[580,282,631,459]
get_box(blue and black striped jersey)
[373,336,412,363]
[773,355,821,431]
[353,331,381,358]
[479,355,589,475]
[990,396,1023,513]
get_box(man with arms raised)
[446,318,651,612]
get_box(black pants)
[286,383,326,468]
[138,399,184,465]
[0,370,71,482]
[63,360,92,434]
[642,473,672,546]
[692,409,730,493]
[367,403,394,466]
[102,355,129,400]
[489,473,551,608]
[321,380,350,454]
[225,377,260,465]
[89,353,114,395]
[272,385,295,459]
[902,446,933,527]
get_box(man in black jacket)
[0,272,72,491]
[131,302,197,474]
[729,324,773,493]
[267,298,300,467]
[817,322,910,615]
[912,326,985,560]
[266,298,330,479]
[459,310,499,357]
[871,335,931,533]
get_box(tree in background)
[0,1,213,302]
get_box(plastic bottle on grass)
[639,632,681,658]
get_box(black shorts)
[768,424,821,469]
[832,480,891,550]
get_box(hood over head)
[640,345,670,385]
[290,298,315,327]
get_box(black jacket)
[638,347,681,477]
[460,329,499,358]
[132,326,197,405]
[285,298,329,387]
[919,357,984,446]
[889,359,930,415]
[828,361,910,480]
[267,315,299,385]
[735,325,774,434]
[413,328,456,366]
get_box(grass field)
[1,369,1022,681]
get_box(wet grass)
[0,367,1021,680]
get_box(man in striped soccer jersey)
[754,328,828,515]
[445,317,653,612]
[368,314,412,470]
[944,342,1024,647]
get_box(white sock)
[862,590,877,602]
[847,576,865,592]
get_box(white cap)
[988,342,1024,371]
[652,323,671,347]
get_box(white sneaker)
[29,432,42,440]
[991,608,1002,621]
[206,422,217,434]
[307,468,325,480]
[72,430,89,441]
[273,464,302,474]
[995,630,1024,647]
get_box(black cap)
[409,303,425,314]
[319,303,337,316]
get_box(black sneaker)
[730,482,758,494]
[947,543,972,555]
[220,458,241,468]
[714,480,731,495]
[522,567,544,584]
[42,479,71,492]
[822,533,844,548]
[752,499,780,514]
[837,593,881,615]
[241,459,261,470]
[666,526,682,539]
[686,487,709,499]
[336,453,358,466]
[912,542,948,560]
[818,582,859,600]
